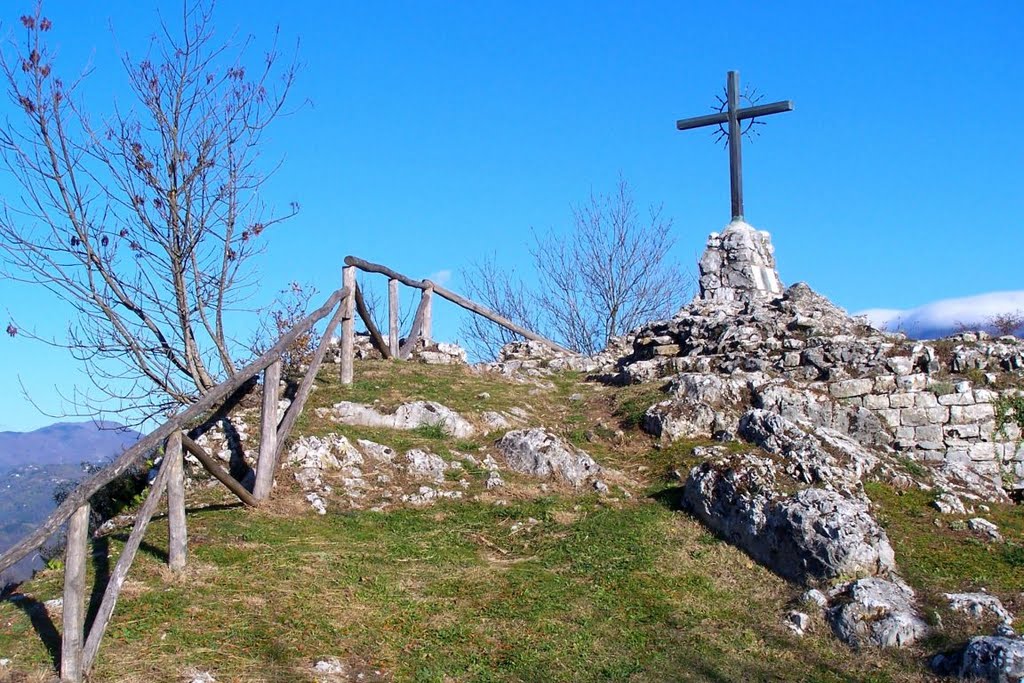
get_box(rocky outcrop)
[932,626,1024,683]
[476,339,625,380]
[643,373,754,442]
[825,577,929,648]
[682,453,895,585]
[957,633,1024,683]
[316,400,476,438]
[495,428,604,489]
[946,592,1015,626]
[609,228,1024,496]
[738,409,878,492]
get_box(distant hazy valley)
[0,422,141,586]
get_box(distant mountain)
[0,420,142,474]
[0,421,143,587]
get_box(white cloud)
[427,269,452,287]
[854,290,1024,339]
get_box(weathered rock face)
[642,373,756,442]
[698,220,783,303]
[682,453,895,585]
[826,577,929,648]
[738,409,878,492]
[495,428,604,489]
[769,488,896,584]
[682,452,776,557]
[932,627,1024,683]
[316,400,476,438]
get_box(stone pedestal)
[698,220,783,303]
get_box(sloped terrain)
[0,359,1021,682]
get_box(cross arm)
[676,100,794,131]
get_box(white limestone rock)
[318,400,476,438]
[357,439,398,464]
[287,434,362,470]
[738,409,878,492]
[698,220,783,303]
[683,453,895,585]
[827,577,928,648]
[495,428,603,488]
[932,626,1024,683]
[404,449,449,483]
[969,517,1004,542]
[784,610,811,637]
[946,592,1014,625]
[932,492,968,515]
[401,485,463,506]
[481,411,513,431]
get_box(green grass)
[2,360,1013,682]
[864,481,1024,597]
[1,497,929,682]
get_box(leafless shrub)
[252,282,319,375]
[461,178,691,358]
[988,310,1024,337]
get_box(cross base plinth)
[697,220,784,303]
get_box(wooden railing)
[0,286,350,681]
[339,256,571,380]
[0,258,568,681]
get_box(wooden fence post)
[166,431,187,571]
[388,277,399,357]
[253,358,282,501]
[61,503,90,682]
[340,266,356,385]
[421,286,433,345]
[82,463,172,673]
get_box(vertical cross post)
[388,278,399,357]
[726,71,743,221]
[254,358,281,501]
[166,430,187,570]
[675,71,793,224]
[340,266,356,384]
[61,503,90,682]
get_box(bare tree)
[0,2,297,422]
[461,179,691,358]
[458,254,540,360]
[988,310,1024,338]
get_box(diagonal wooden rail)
[0,285,351,681]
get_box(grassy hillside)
[1,360,1021,682]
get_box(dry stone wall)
[610,247,1024,496]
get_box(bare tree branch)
[0,2,299,424]
[461,178,692,358]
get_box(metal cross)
[676,71,793,222]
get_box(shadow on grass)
[649,485,685,511]
[2,592,60,670]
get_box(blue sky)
[1,1,1022,430]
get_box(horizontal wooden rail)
[343,256,573,355]
[344,256,428,289]
[0,286,350,575]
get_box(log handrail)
[0,286,349,575]
[343,255,574,355]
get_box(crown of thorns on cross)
[712,84,766,146]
